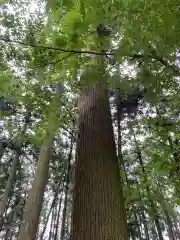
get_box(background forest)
[0,0,179,239]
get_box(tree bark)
[18,140,53,240]
[18,83,63,240]
[71,69,128,240]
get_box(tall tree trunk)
[134,211,142,240]
[71,67,128,240]
[18,83,63,240]
[67,162,76,240]
[168,136,180,197]
[0,138,7,160]
[18,139,53,240]
[60,136,73,240]
[40,170,64,240]
[151,223,158,240]
[164,210,175,240]
[0,113,29,230]
[141,210,150,240]
[116,93,129,187]
[0,141,23,230]
[0,151,20,230]
[4,189,23,239]
[16,195,26,238]
[156,178,175,240]
[48,198,56,240]
[154,217,163,240]
[172,214,180,239]
[116,93,123,167]
[40,194,57,240]
[54,194,63,240]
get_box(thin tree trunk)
[60,136,73,240]
[116,94,123,167]
[141,210,150,240]
[172,215,180,239]
[72,68,128,240]
[39,168,65,240]
[0,114,29,231]
[154,217,163,240]
[116,93,129,186]
[168,136,180,198]
[40,191,58,240]
[48,199,56,240]
[18,83,63,240]
[18,139,53,240]
[164,210,175,240]
[4,190,23,239]
[0,149,21,230]
[151,223,158,240]
[67,168,74,240]
[0,138,7,160]
[54,194,63,240]
[4,214,13,240]
[132,131,164,240]
[16,195,27,238]
[52,195,59,240]
[156,178,175,240]
[134,211,142,240]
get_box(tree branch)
[132,53,180,75]
[0,37,113,56]
[1,36,179,75]
[35,53,74,69]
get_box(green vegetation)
[0,0,179,239]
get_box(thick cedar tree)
[71,66,128,240]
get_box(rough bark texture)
[18,140,53,240]
[72,76,128,240]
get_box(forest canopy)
[0,0,179,239]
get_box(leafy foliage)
[0,0,179,239]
